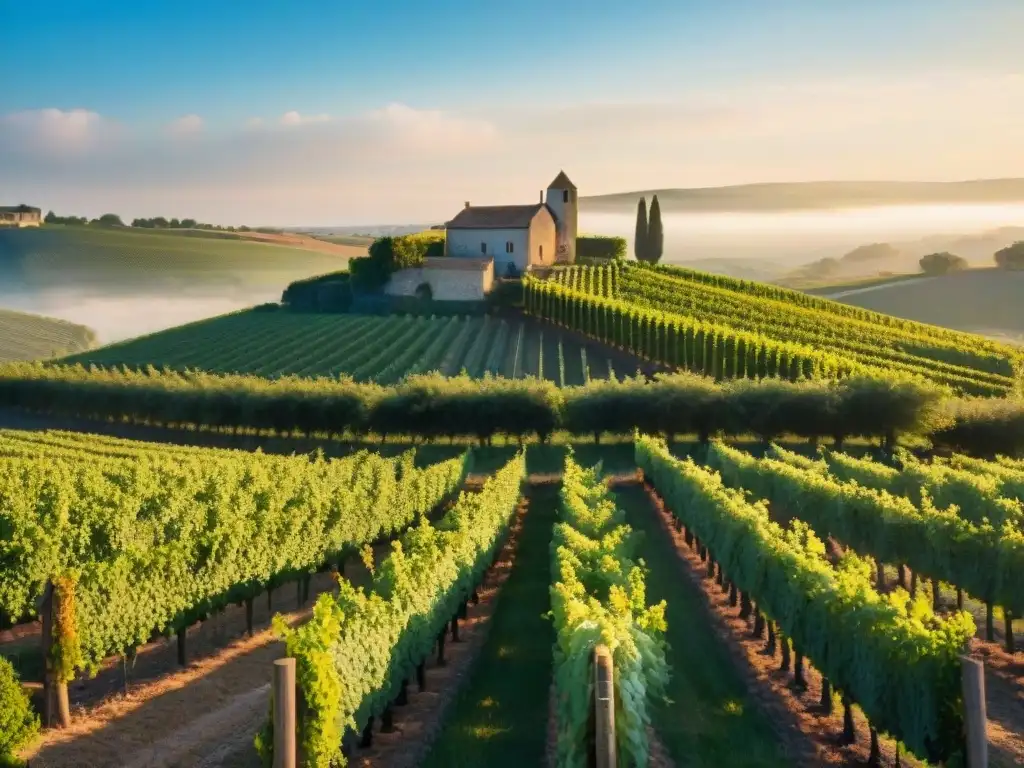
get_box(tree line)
[42,210,282,234]
[1,362,1020,456]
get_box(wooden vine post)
[960,655,988,768]
[273,657,297,768]
[40,580,72,728]
[593,644,616,768]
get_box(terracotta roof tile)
[446,203,548,230]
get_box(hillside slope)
[582,179,1024,213]
[0,307,96,362]
[0,226,348,292]
[533,262,1022,396]
[816,268,1024,345]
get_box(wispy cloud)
[166,114,204,136]
[2,73,1023,225]
[0,108,115,154]
[278,111,331,127]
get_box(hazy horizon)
[2,1,1022,224]
[5,201,1023,345]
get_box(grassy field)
[0,307,96,362]
[813,268,1024,344]
[422,483,556,768]
[312,234,377,248]
[62,310,653,385]
[618,482,792,767]
[0,226,349,292]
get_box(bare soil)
[15,504,524,768]
[17,552,379,767]
[347,500,526,768]
[187,229,367,258]
[639,477,964,768]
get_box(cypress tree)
[648,194,664,263]
[634,197,649,262]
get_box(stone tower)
[545,170,578,263]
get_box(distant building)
[0,205,42,228]
[444,171,578,277]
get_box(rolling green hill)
[61,310,655,385]
[0,308,96,362]
[533,262,1023,396]
[810,268,1024,345]
[582,178,1024,212]
[0,226,347,293]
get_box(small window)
[563,190,569,203]
[505,241,514,254]
[481,242,487,254]
[539,245,544,261]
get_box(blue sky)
[1,0,1022,225]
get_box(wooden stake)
[272,658,296,768]
[986,602,995,642]
[417,661,427,692]
[868,727,880,767]
[1005,610,1016,654]
[437,628,447,665]
[897,564,907,589]
[752,610,765,639]
[593,645,616,768]
[245,598,254,637]
[177,627,187,666]
[40,581,73,728]
[820,677,833,714]
[841,694,855,745]
[960,655,987,768]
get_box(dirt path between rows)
[18,570,340,768]
[637,476,1024,768]
[17,500,525,768]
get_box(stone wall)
[386,259,494,301]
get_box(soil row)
[636,475,1024,768]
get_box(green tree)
[919,252,968,275]
[634,197,648,262]
[994,241,1024,270]
[96,213,124,227]
[648,194,664,263]
[44,210,57,224]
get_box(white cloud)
[0,108,112,153]
[166,114,204,136]
[279,111,331,126]
[3,77,1023,225]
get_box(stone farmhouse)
[0,205,42,227]
[385,172,578,302]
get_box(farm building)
[384,256,494,301]
[0,204,42,227]
[444,171,578,277]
